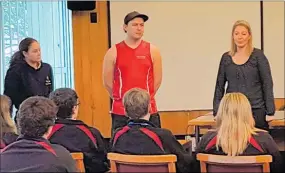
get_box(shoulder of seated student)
[196,130,217,151]
[51,144,73,163]
[53,144,79,172]
[252,130,274,143]
[199,131,216,144]
[152,127,176,140]
[110,127,124,143]
[201,130,217,139]
[89,126,104,138]
[51,143,70,155]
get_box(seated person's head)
[49,88,79,119]
[0,95,17,135]
[123,88,150,120]
[17,96,57,139]
[216,92,259,156]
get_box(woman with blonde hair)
[197,93,282,172]
[213,20,275,130]
[0,95,18,148]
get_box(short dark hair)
[123,88,150,119]
[17,96,57,138]
[49,88,78,119]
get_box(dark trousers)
[111,113,161,134]
[252,108,269,131]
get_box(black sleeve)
[213,54,227,116]
[4,67,21,109]
[90,128,109,153]
[90,128,110,172]
[48,64,54,93]
[195,131,216,154]
[256,52,275,115]
[54,145,79,172]
[195,136,207,154]
[263,134,283,172]
[161,130,194,173]
[109,128,122,151]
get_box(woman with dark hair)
[4,37,54,113]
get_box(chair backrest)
[71,152,85,172]
[197,153,272,173]
[107,153,177,172]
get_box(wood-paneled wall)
[72,1,285,138]
[72,1,111,137]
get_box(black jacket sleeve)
[109,128,122,150]
[48,65,54,93]
[213,54,227,116]
[195,131,216,154]
[4,66,22,109]
[90,128,110,172]
[256,51,275,115]
[161,130,194,173]
[54,145,79,172]
[262,133,283,172]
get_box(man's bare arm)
[150,44,163,95]
[102,46,116,98]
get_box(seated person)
[110,88,193,173]
[0,96,78,172]
[196,92,283,172]
[48,88,109,173]
[0,94,18,148]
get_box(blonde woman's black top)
[213,48,275,116]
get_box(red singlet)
[112,40,158,115]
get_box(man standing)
[103,11,162,133]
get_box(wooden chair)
[197,153,272,172]
[107,153,177,172]
[71,152,85,172]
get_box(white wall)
[263,1,285,98]
[110,2,268,111]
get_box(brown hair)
[123,88,150,119]
[0,95,17,135]
[17,96,57,137]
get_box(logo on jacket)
[45,76,52,86]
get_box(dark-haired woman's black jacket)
[4,61,53,110]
